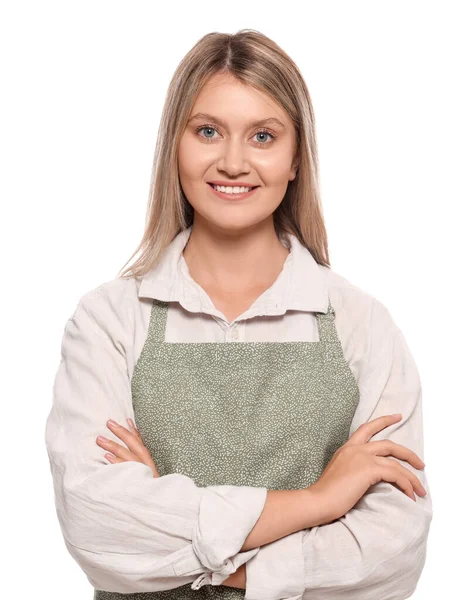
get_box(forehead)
[189,73,291,129]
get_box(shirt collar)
[138,225,330,316]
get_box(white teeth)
[211,184,254,194]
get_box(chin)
[201,214,274,237]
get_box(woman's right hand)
[307,414,427,525]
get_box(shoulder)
[322,264,400,355]
[71,275,144,338]
[78,275,142,306]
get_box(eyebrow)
[187,112,286,130]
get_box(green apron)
[94,296,360,600]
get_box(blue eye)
[200,127,216,139]
[195,124,277,146]
[255,131,272,144]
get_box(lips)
[207,182,260,201]
[207,183,259,190]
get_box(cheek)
[255,149,295,182]
[178,134,208,180]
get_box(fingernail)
[108,419,118,428]
[98,436,109,443]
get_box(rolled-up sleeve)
[45,293,267,594]
[245,300,433,600]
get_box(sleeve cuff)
[244,529,305,600]
[190,546,261,590]
[172,485,268,589]
[192,484,268,572]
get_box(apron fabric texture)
[94,297,360,600]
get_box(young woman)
[45,29,432,600]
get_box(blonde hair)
[116,29,330,279]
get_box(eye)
[196,125,217,141]
[195,124,277,146]
[253,130,275,145]
[197,126,218,141]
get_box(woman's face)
[178,72,299,234]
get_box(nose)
[216,137,251,176]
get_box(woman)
[45,29,432,600]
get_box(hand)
[221,563,246,589]
[96,418,160,478]
[307,413,427,525]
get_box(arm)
[241,488,321,551]
[45,290,268,594]
[244,299,433,600]
[192,488,321,591]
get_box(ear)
[289,157,300,182]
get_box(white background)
[1,1,471,597]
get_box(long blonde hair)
[116,29,330,279]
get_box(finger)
[105,452,126,464]
[103,420,159,477]
[367,439,425,470]
[376,462,418,501]
[377,456,427,497]
[127,418,143,441]
[96,435,137,462]
[106,420,150,461]
[102,441,158,477]
[347,414,402,445]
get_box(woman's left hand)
[96,418,160,478]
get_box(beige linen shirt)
[45,226,433,600]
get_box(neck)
[182,216,290,293]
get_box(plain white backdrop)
[1,1,472,598]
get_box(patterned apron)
[94,297,360,600]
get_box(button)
[230,328,239,340]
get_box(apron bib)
[95,298,360,600]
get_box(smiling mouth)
[207,183,259,191]
[207,182,260,200]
